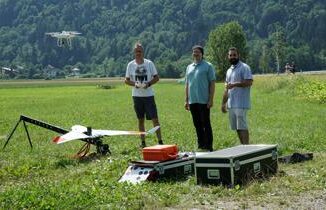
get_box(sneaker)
[158,140,164,145]
[140,141,146,148]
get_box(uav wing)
[93,126,159,136]
[68,31,81,35]
[53,131,89,144]
[53,125,160,144]
[53,125,91,144]
[45,32,60,37]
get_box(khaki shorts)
[228,108,248,130]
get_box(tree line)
[0,0,324,79]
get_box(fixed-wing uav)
[3,115,159,156]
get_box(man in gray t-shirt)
[125,42,163,148]
[221,47,253,144]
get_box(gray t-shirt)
[125,59,157,97]
[225,61,253,109]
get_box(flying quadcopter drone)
[3,115,159,157]
[45,31,81,48]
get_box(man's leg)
[152,118,163,144]
[190,104,205,149]
[234,109,249,144]
[138,118,146,147]
[133,97,146,148]
[237,130,249,144]
[199,104,213,151]
[144,96,163,144]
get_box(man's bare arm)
[226,79,253,89]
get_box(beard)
[229,58,239,65]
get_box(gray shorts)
[228,108,248,130]
[133,96,158,120]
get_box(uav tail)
[146,126,160,135]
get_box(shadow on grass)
[54,153,109,168]
[152,175,193,183]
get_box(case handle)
[168,153,178,159]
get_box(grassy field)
[0,74,325,209]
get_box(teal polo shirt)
[186,60,216,104]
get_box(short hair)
[192,45,204,55]
[228,47,239,54]
[134,42,144,51]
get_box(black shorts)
[132,96,158,120]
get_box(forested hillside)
[0,0,325,79]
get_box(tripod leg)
[3,119,21,149]
[23,121,33,149]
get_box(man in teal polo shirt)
[185,45,216,151]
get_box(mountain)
[0,0,325,79]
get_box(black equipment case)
[195,144,278,186]
[119,153,200,183]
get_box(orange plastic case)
[142,145,178,161]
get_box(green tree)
[101,57,115,77]
[206,21,247,80]
[0,0,325,79]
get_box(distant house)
[71,67,80,77]
[44,65,58,78]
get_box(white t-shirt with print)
[125,58,158,97]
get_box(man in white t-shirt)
[125,42,163,148]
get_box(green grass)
[0,75,325,209]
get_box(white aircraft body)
[1,67,18,72]
[53,125,160,144]
[45,31,81,47]
[2,67,11,71]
